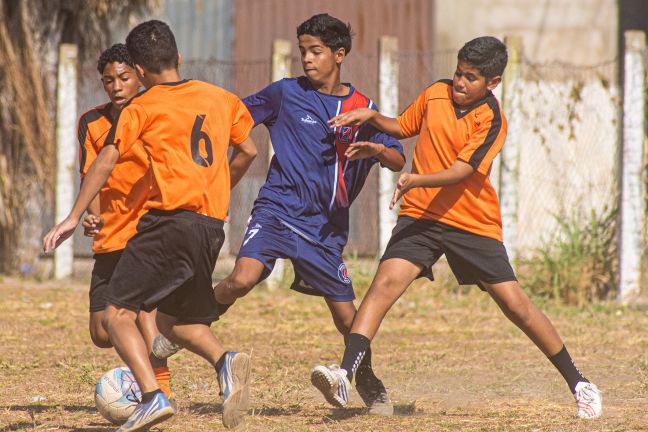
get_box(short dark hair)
[458,36,508,79]
[126,20,178,73]
[297,14,353,55]
[97,43,134,75]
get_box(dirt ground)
[0,267,646,431]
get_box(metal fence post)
[499,36,522,262]
[266,39,291,286]
[618,30,647,302]
[54,43,78,279]
[378,36,399,255]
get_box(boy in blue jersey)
[213,13,405,415]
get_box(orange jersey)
[78,104,151,253]
[396,80,507,241]
[106,80,254,219]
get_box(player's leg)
[213,211,289,310]
[88,251,121,348]
[136,309,172,398]
[325,298,393,415]
[442,223,601,419]
[311,258,422,408]
[311,216,439,408]
[483,280,601,419]
[89,310,112,348]
[156,214,251,429]
[213,257,267,306]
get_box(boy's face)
[452,61,501,108]
[298,34,345,85]
[101,62,140,110]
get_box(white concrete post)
[499,36,522,262]
[54,44,78,279]
[267,39,291,286]
[378,36,399,255]
[490,85,503,193]
[618,30,647,302]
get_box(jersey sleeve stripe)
[467,97,502,170]
[77,117,89,173]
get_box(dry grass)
[0,263,647,431]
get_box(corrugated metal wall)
[229,0,436,255]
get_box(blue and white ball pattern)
[94,366,142,425]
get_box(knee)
[102,306,134,331]
[333,314,355,335]
[501,297,533,327]
[89,322,112,348]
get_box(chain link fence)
[73,49,622,259]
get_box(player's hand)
[42,216,80,254]
[390,173,418,210]
[344,142,385,161]
[328,107,375,128]
[82,214,104,237]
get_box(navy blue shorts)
[237,211,354,302]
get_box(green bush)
[519,206,618,306]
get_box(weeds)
[518,205,617,306]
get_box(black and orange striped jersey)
[105,79,254,220]
[396,80,508,241]
[78,103,151,253]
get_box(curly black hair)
[457,37,508,79]
[297,14,353,55]
[126,20,179,73]
[97,43,134,75]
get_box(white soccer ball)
[94,366,142,425]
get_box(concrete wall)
[434,0,618,65]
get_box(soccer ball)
[94,366,141,424]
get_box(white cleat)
[151,334,182,360]
[574,381,602,419]
[310,365,350,408]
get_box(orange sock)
[153,366,171,398]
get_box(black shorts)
[89,250,123,312]
[381,216,516,290]
[105,209,225,324]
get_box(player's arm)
[229,136,257,189]
[329,108,405,139]
[344,141,405,171]
[389,160,474,209]
[82,195,104,237]
[43,145,120,253]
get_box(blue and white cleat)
[116,391,175,432]
[310,365,350,408]
[218,352,251,429]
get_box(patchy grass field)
[0,262,647,431]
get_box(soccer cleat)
[151,334,182,360]
[310,365,350,408]
[218,352,251,429]
[574,381,602,419]
[116,391,175,432]
[355,367,393,416]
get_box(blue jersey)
[243,77,404,252]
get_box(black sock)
[214,351,228,374]
[548,345,589,393]
[141,389,163,403]
[355,347,376,383]
[340,333,371,382]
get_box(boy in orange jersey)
[44,21,257,431]
[312,37,602,420]
[79,42,173,399]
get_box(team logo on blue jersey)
[300,114,317,125]
[338,126,353,144]
[337,263,351,284]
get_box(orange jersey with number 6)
[78,104,151,253]
[105,80,254,219]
